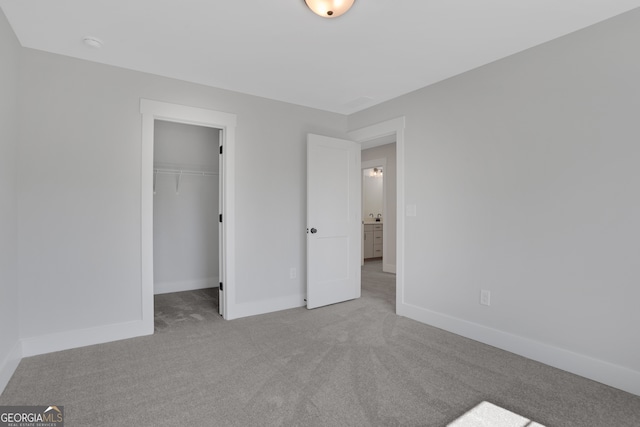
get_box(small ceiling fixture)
[304,0,355,18]
[83,36,103,49]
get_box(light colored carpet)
[154,287,220,331]
[1,260,639,426]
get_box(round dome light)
[304,0,356,18]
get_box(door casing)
[140,99,237,329]
[348,117,406,314]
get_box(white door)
[307,134,361,309]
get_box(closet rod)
[154,168,218,177]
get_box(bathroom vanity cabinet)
[363,222,383,259]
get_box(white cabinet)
[363,223,383,259]
[364,230,374,258]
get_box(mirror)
[363,167,383,221]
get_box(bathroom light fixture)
[304,0,355,18]
[370,167,383,178]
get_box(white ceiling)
[2,1,640,114]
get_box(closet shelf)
[153,168,218,195]
[154,168,218,177]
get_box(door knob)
[310,228,318,234]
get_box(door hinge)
[219,214,222,223]
[219,282,223,291]
[219,145,223,155]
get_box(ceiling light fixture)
[83,36,103,49]
[304,0,355,18]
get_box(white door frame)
[348,117,405,314]
[140,99,237,329]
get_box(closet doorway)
[153,121,220,312]
[140,99,237,329]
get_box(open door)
[307,134,361,309]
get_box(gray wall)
[16,47,347,340]
[0,8,20,389]
[350,9,640,391]
[153,121,220,294]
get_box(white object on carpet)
[448,401,545,427]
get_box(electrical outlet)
[290,268,297,279]
[480,290,491,306]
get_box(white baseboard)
[0,341,22,394]
[21,319,153,358]
[228,294,305,320]
[383,263,396,274]
[154,277,217,295]
[398,301,640,397]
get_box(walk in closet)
[153,120,220,295]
